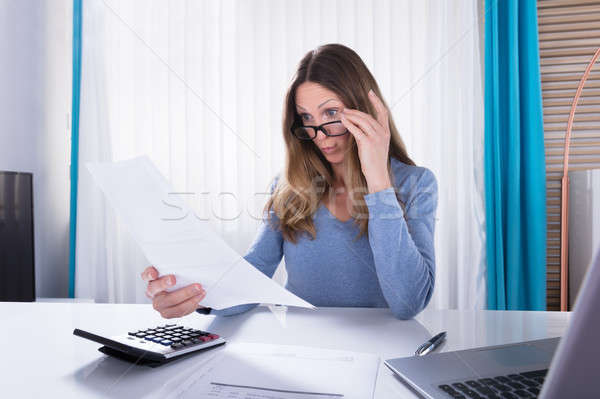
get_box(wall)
[0,0,72,298]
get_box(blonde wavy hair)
[266,43,414,243]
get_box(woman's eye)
[299,109,336,122]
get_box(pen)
[415,331,447,356]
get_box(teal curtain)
[69,0,82,298]
[484,0,546,310]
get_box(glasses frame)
[290,120,349,141]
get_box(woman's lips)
[321,146,336,154]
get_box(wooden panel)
[541,55,600,66]
[541,63,599,73]
[545,140,600,147]
[541,70,600,81]
[542,80,600,91]
[540,38,600,51]
[539,30,600,42]
[541,88,600,98]
[545,148,600,155]
[541,47,600,58]
[540,22,600,33]
[546,165,600,172]
[538,5,600,18]
[538,13,600,25]
[543,96,600,106]
[544,130,600,138]
[538,0,600,8]
[546,156,600,164]
[544,110,600,119]
[537,0,600,311]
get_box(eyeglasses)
[290,120,349,141]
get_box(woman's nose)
[314,128,328,141]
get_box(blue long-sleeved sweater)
[201,157,438,320]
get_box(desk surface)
[0,303,570,398]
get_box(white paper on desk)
[86,156,315,311]
[174,343,381,399]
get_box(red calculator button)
[208,334,219,340]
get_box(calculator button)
[119,325,221,350]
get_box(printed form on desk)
[86,156,315,311]
[151,343,381,399]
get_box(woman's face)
[295,82,351,165]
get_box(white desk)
[0,303,570,398]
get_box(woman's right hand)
[141,266,207,319]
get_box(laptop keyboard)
[437,369,547,398]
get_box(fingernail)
[167,277,174,286]
[194,284,202,293]
[369,89,374,96]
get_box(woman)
[141,43,438,320]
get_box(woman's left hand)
[340,89,392,194]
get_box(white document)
[86,156,315,311]
[167,343,381,399]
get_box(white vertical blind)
[76,0,485,311]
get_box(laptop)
[385,247,600,398]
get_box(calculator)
[73,324,226,367]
